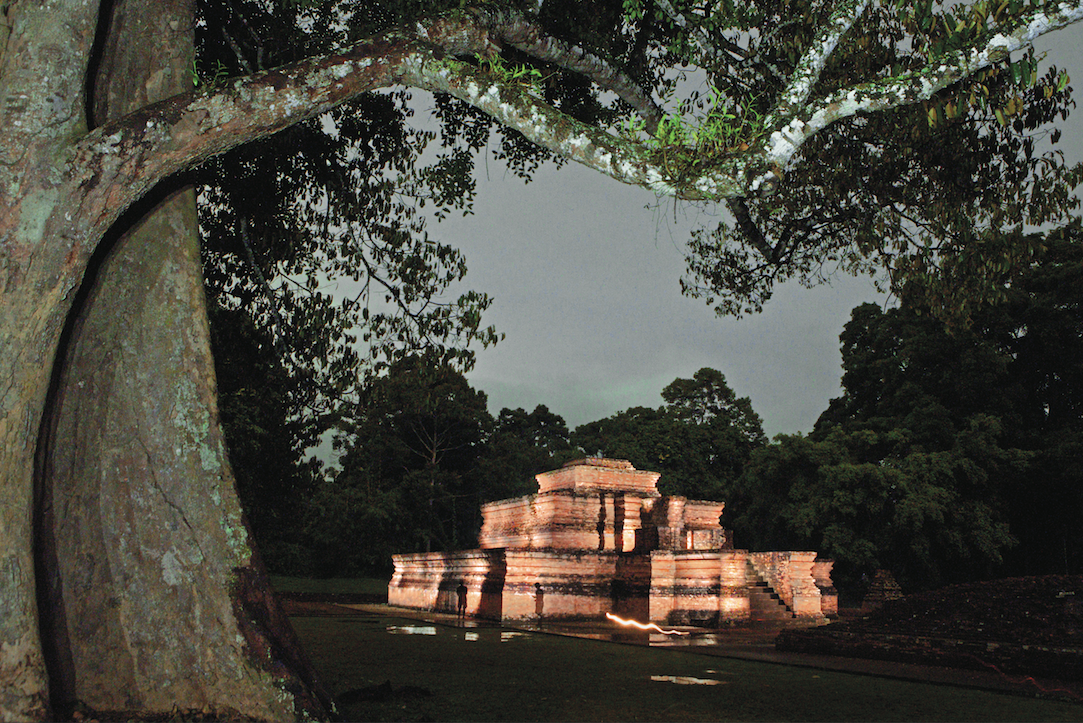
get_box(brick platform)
[390,458,835,626]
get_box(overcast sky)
[416,29,1083,439]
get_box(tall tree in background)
[321,353,492,574]
[736,301,1026,591]
[474,405,579,504]
[979,225,1083,576]
[3,0,1083,717]
[573,367,765,499]
[196,0,502,571]
[734,227,1083,594]
[661,367,768,492]
[735,421,1021,594]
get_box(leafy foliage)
[208,303,321,574]
[195,0,507,550]
[474,405,580,502]
[983,225,1083,576]
[628,0,1083,321]
[314,353,493,574]
[197,0,503,387]
[572,368,766,499]
[734,230,1083,593]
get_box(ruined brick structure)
[389,458,836,626]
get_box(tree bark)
[34,0,329,718]
[0,4,101,719]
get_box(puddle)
[650,675,725,686]
[381,624,531,642]
[602,630,725,647]
[650,632,722,647]
[386,625,437,635]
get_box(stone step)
[748,587,794,620]
[744,560,764,585]
[745,561,795,621]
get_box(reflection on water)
[650,675,725,686]
[651,632,721,647]
[383,623,530,643]
[605,630,724,647]
[379,618,739,648]
[386,625,437,635]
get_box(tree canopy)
[327,352,492,568]
[572,367,765,499]
[732,228,1083,594]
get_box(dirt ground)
[776,575,1083,683]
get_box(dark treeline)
[734,228,1083,595]
[217,224,1083,599]
[222,354,765,579]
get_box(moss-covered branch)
[761,0,1083,169]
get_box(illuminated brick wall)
[390,458,834,625]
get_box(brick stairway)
[745,560,795,622]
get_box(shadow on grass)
[290,614,1083,722]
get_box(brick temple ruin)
[389,458,836,626]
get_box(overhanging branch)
[761,0,1083,169]
[477,7,665,133]
[69,0,1083,218]
[765,0,873,128]
[400,53,757,199]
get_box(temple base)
[389,548,835,625]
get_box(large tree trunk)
[0,4,102,719]
[34,0,330,718]
[0,3,489,717]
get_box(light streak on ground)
[605,612,690,635]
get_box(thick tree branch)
[68,13,498,254]
[67,0,1083,224]
[726,197,775,260]
[761,0,1083,170]
[765,0,872,128]
[400,53,766,199]
[476,7,664,133]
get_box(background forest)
[221,266,1083,600]
[191,0,1083,602]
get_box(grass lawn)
[290,613,1083,722]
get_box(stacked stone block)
[390,458,833,626]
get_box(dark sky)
[386,27,1083,439]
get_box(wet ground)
[290,601,1083,702]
